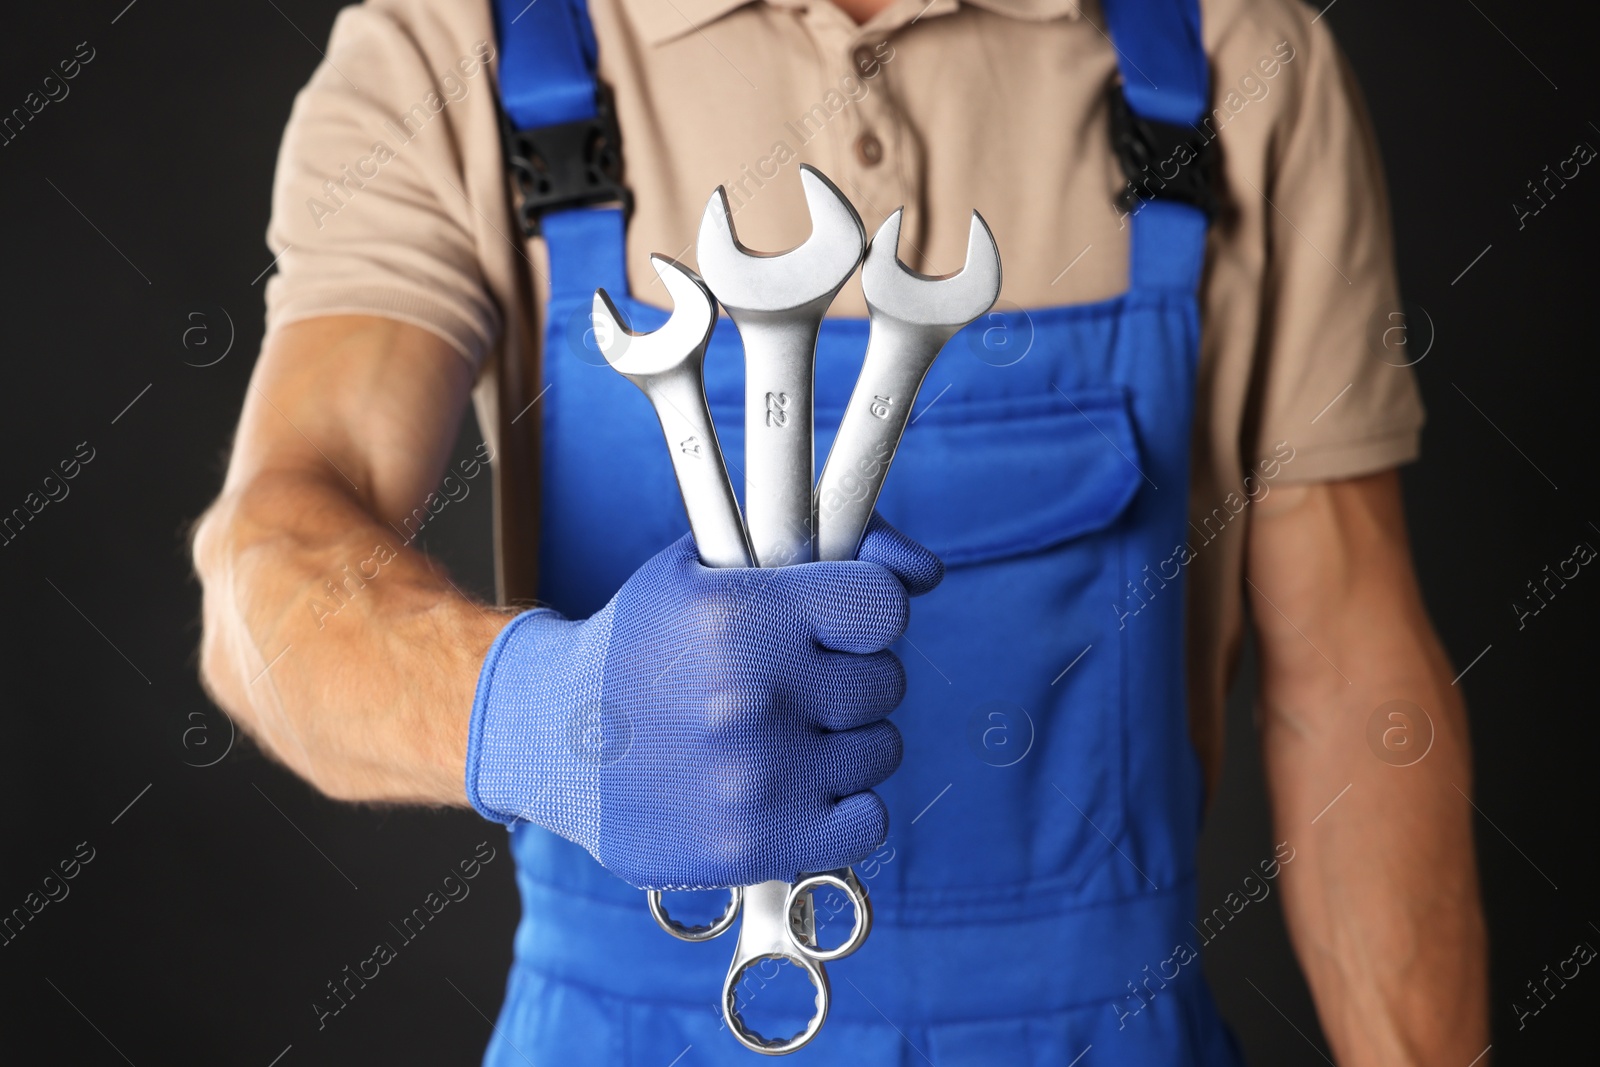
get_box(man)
[192,0,1489,1062]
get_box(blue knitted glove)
[465,515,942,890]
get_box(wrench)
[815,208,1002,562]
[594,254,870,1055]
[697,164,865,568]
[698,167,874,1053]
[593,254,752,569]
[594,255,751,946]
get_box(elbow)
[188,488,291,761]
[188,473,301,703]
[186,480,392,805]
[190,494,240,709]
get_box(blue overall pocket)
[865,386,1148,914]
[877,387,1142,564]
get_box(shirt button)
[855,131,884,167]
[852,44,879,76]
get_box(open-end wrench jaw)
[592,254,718,377]
[696,164,866,316]
[697,165,866,569]
[606,170,1002,1055]
[593,254,752,570]
[861,208,1002,330]
[813,206,1003,564]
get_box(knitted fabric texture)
[466,517,942,890]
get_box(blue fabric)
[483,0,1244,1061]
[1101,0,1207,125]
[491,0,598,126]
[467,519,942,890]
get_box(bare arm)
[192,314,512,805]
[1247,470,1489,1064]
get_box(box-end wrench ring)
[720,869,871,1056]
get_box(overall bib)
[487,0,1245,1062]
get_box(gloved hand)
[465,514,942,890]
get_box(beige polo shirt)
[262,0,1424,791]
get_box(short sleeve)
[262,3,502,366]
[1248,16,1424,481]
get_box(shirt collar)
[624,0,1083,47]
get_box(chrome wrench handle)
[594,258,753,570]
[698,165,865,567]
[593,257,751,938]
[635,362,752,569]
[737,309,828,567]
[696,166,869,1052]
[814,342,928,563]
[816,208,1002,562]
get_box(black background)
[1,1,1594,1063]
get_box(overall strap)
[1099,0,1212,294]
[491,0,630,303]
[495,0,599,127]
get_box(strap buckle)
[1108,81,1219,219]
[501,84,633,237]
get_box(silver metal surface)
[593,254,754,570]
[721,880,830,1056]
[697,165,865,567]
[788,867,872,963]
[696,166,873,1051]
[646,884,743,942]
[814,208,1002,562]
[597,255,753,949]
[601,180,956,1054]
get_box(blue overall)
[486,0,1244,1062]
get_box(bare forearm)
[1261,630,1486,1062]
[193,466,511,805]
[1251,477,1488,1065]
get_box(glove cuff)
[464,607,568,825]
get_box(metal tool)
[815,208,1002,562]
[594,252,871,1056]
[696,166,873,1053]
[697,164,865,567]
[593,255,753,569]
[719,870,870,1054]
